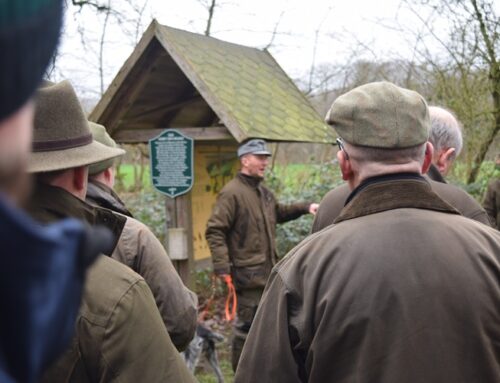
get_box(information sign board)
[149,129,193,198]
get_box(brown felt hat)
[326,82,430,148]
[88,122,124,175]
[28,80,125,173]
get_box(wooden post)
[165,194,193,289]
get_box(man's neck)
[351,162,423,190]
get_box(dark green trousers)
[231,288,263,372]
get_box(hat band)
[33,133,93,152]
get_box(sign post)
[149,130,194,286]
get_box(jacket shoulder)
[79,255,143,326]
[218,177,244,194]
[429,180,490,224]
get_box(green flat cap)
[88,122,124,175]
[326,82,430,148]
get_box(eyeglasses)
[336,138,349,160]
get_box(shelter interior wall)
[191,143,239,261]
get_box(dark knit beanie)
[0,0,63,122]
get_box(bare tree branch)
[70,0,109,12]
[205,0,217,36]
[98,0,111,95]
[264,10,286,50]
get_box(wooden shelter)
[90,20,335,283]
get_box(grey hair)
[428,106,463,159]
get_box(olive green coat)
[483,179,500,229]
[236,176,500,383]
[42,256,196,383]
[205,172,310,289]
[312,177,491,232]
[26,184,197,382]
[86,180,198,351]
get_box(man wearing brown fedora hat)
[235,82,500,382]
[86,121,198,351]
[311,105,491,232]
[26,80,196,383]
[0,1,115,382]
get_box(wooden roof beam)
[128,94,203,121]
[113,126,233,143]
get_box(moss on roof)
[155,24,335,143]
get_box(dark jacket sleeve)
[113,217,198,351]
[483,180,498,228]
[275,201,310,224]
[205,191,236,275]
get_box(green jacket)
[205,172,310,289]
[27,183,197,382]
[86,181,198,351]
[236,175,500,383]
[42,256,196,383]
[483,179,500,229]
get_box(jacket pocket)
[232,262,269,289]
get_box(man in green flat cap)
[311,105,491,232]
[235,82,500,383]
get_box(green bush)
[266,162,343,256]
[448,160,499,201]
[121,188,167,243]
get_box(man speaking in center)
[205,139,318,371]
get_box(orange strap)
[198,275,217,322]
[223,275,237,322]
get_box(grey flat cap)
[237,139,272,157]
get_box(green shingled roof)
[155,23,335,143]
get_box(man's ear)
[436,147,456,175]
[337,150,352,181]
[73,166,88,196]
[103,167,114,186]
[240,155,248,168]
[422,142,434,174]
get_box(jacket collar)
[237,172,263,188]
[28,182,91,222]
[427,164,447,183]
[335,173,460,224]
[86,180,133,217]
[345,172,423,206]
[27,182,126,255]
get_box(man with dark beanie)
[0,1,113,383]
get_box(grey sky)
[55,0,456,99]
